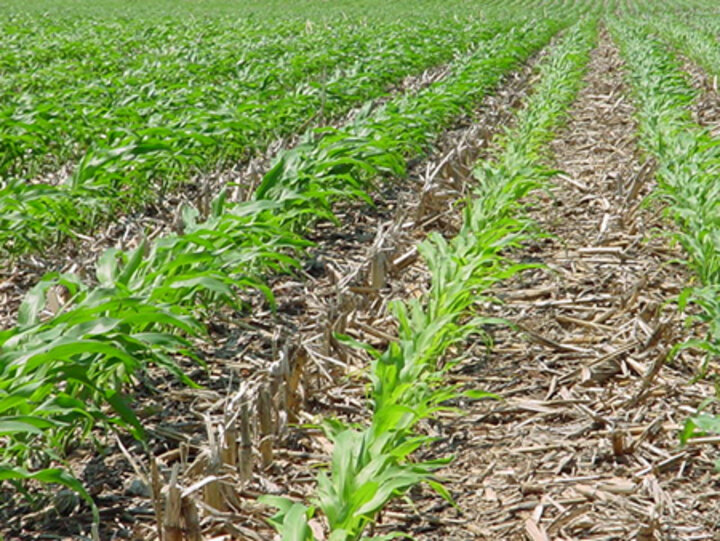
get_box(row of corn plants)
[262,20,598,540]
[0,16,569,533]
[0,0,504,24]
[0,0,514,88]
[0,16,522,256]
[645,14,720,80]
[0,17,305,98]
[609,19,720,439]
[1,0,509,95]
[1,14,488,177]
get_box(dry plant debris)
[3,3,720,540]
[386,30,720,541]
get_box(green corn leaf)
[463,389,500,400]
[96,248,120,286]
[17,280,52,327]
[282,503,315,541]
[0,416,59,436]
[0,465,99,539]
[117,239,147,287]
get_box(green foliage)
[611,19,720,370]
[263,19,597,540]
[0,13,516,255]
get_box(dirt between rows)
[3,28,719,541]
[0,55,450,335]
[380,29,720,541]
[0,42,547,540]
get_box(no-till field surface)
[2,25,719,541]
[390,30,720,541]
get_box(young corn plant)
[262,19,596,540]
[610,18,720,437]
[0,14,516,256]
[253,18,567,220]
[0,12,570,525]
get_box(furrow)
[400,28,716,540]
[0,16,567,541]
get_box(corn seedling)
[262,20,596,540]
[610,18,720,438]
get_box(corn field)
[1,0,719,539]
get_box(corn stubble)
[261,19,598,540]
[3,0,719,538]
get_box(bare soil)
[3,28,718,541]
[381,30,720,541]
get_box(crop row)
[0,0,516,82]
[610,20,720,438]
[0,0,506,22]
[0,0,529,177]
[0,17,303,95]
[261,19,598,541]
[0,16,569,534]
[2,16,483,177]
[1,16,522,255]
